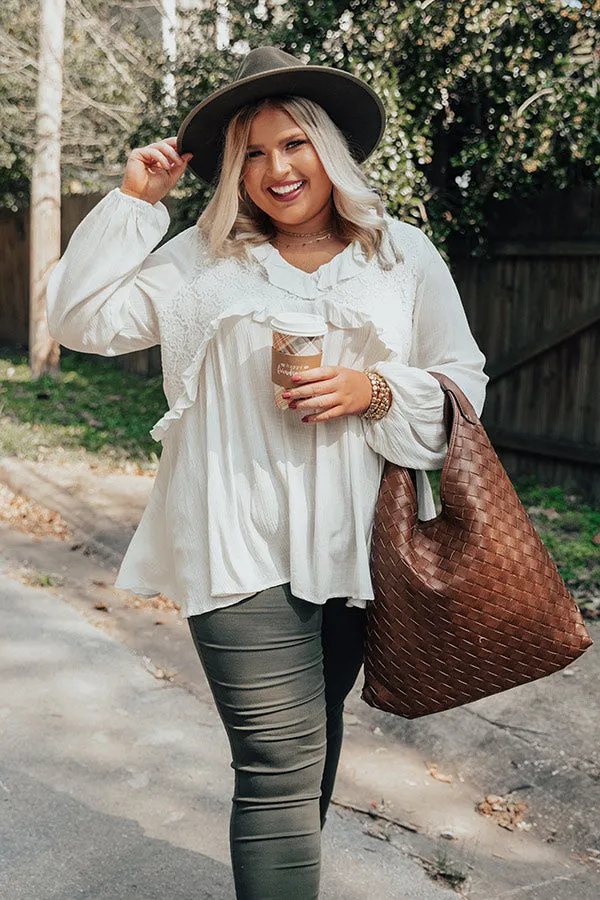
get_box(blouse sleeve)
[46,188,177,356]
[361,229,488,470]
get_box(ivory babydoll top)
[47,189,488,618]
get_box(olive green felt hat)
[177,46,386,184]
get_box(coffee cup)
[271,313,328,409]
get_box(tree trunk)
[216,1,230,49]
[162,0,178,107]
[29,0,65,380]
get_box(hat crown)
[178,45,385,183]
[234,46,304,82]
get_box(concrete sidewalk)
[1,453,599,898]
[0,571,451,900]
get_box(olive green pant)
[187,584,366,900]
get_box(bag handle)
[378,373,481,516]
[428,371,480,428]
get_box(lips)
[267,180,306,202]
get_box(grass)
[22,571,65,589]
[424,847,469,891]
[0,347,165,472]
[1,348,598,604]
[515,481,600,609]
[426,470,600,610]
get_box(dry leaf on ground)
[428,763,453,783]
[0,483,72,541]
[477,793,529,830]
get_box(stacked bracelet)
[360,369,393,421]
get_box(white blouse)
[46,189,488,619]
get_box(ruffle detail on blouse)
[149,294,398,443]
[249,240,369,300]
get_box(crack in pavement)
[464,707,549,741]
[482,874,574,898]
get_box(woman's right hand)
[120,137,193,205]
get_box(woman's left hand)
[282,366,372,423]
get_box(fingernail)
[282,392,291,399]
[302,416,310,423]
[289,402,297,409]
[292,375,301,382]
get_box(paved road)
[0,572,451,900]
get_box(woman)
[47,46,487,900]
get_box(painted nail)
[302,416,310,423]
[282,392,291,399]
[289,402,298,409]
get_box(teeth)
[271,181,303,195]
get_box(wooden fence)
[0,192,161,376]
[454,187,600,500]
[1,188,599,499]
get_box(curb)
[0,456,126,569]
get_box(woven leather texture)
[362,373,593,719]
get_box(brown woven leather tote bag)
[362,373,592,719]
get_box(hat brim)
[177,65,386,184]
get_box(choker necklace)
[276,225,333,239]
[273,225,334,248]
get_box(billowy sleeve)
[361,229,488,470]
[47,188,183,356]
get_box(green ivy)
[3,1,598,251]
[132,0,600,250]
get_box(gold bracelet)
[361,369,393,421]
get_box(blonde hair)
[196,95,402,270]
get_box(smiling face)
[241,105,334,234]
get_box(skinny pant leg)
[319,598,366,826]
[188,584,327,900]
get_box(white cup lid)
[270,312,328,337]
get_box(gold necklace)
[276,225,333,239]
[273,226,335,248]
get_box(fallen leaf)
[79,410,103,427]
[369,799,390,815]
[0,484,72,542]
[543,507,560,520]
[428,762,453,782]
[477,794,528,829]
[430,770,453,783]
[364,823,391,842]
[151,667,177,681]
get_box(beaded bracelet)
[360,369,393,421]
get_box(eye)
[245,149,262,160]
[287,140,306,149]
